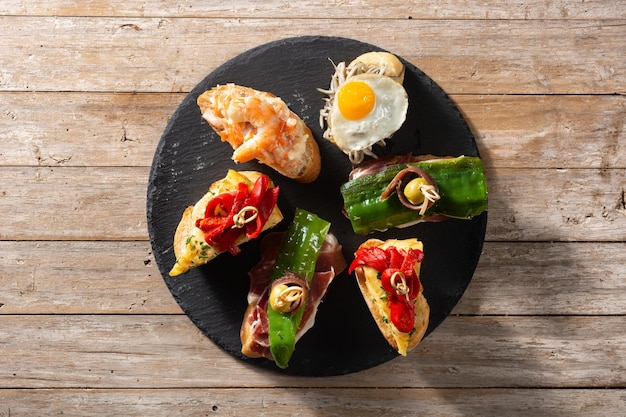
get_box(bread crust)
[172,205,197,260]
[240,303,265,358]
[348,51,406,84]
[353,238,430,355]
[292,123,321,183]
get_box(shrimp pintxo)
[198,84,321,183]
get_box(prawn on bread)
[348,238,429,356]
[240,209,346,368]
[169,169,283,277]
[318,51,409,164]
[198,84,321,183]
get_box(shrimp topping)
[198,84,310,177]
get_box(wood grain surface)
[1,1,625,415]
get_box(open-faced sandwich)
[240,208,346,368]
[198,84,321,183]
[318,51,409,164]
[169,169,283,276]
[340,154,488,234]
[349,238,429,356]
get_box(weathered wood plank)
[1,17,624,94]
[1,241,624,315]
[2,93,624,169]
[0,92,181,168]
[0,315,624,388]
[0,241,181,314]
[1,166,624,241]
[1,0,624,20]
[486,167,626,242]
[456,241,626,315]
[0,166,150,240]
[459,94,626,170]
[0,388,623,417]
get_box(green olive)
[403,177,428,205]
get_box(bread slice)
[353,238,430,356]
[348,51,406,84]
[285,123,320,183]
[240,302,266,358]
[169,170,283,276]
[197,84,321,183]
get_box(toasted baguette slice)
[240,302,264,358]
[353,238,429,356]
[348,51,405,84]
[197,84,321,183]
[169,170,283,276]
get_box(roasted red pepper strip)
[380,268,401,294]
[350,245,423,333]
[216,221,245,255]
[245,175,279,239]
[348,246,388,273]
[196,193,236,244]
[386,246,404,271]
[195,174,279,254]
[390,296,414,333]
[402,249,424,298]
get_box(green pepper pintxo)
[267,208,331,368]
[340,156,488,235]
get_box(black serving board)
[147,36,487,376]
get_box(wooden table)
[1,1,625,415]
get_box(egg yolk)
[337,80,376,120]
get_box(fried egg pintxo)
[319,52,409,164]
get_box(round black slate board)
[147,36,487,376]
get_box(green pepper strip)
[267,208,331,368]
[340,156,488,235]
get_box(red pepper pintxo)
[350,238,430,356]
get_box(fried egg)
[319,53,409,164]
